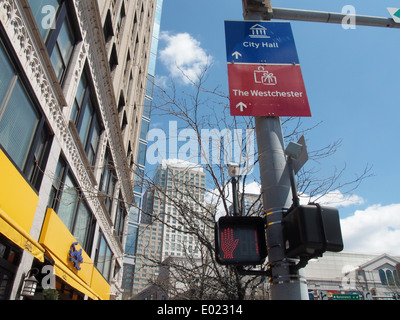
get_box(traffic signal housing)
[282,204,343,258]
[215,216,267,266]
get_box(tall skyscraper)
[122,0,164,297]
[132,159,212,297]
[0,0,158,300]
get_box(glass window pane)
[125,225,138,255]
[50,45,65,82]
[88,119,100,165]
[73,203,90,249]
[394,270,400,286]
[137,142,147,166]
[26,126,49,189]
[0,45,15,107]
[379,269,387,286]
[57,17,75,65]
[50,15,75,83]
[142,98,152,119]
[96,234,106,273]
[106,175,116,212]
[29,0,60,42]
[58,173,79,230]
[104,246,112,281]
[134,167,144,194]
[0,80,39,169]
[145,75,155,97]
[71,75,87,122]
[78,99,93,146]
[140,119,149,141]
[47,159,66,208]
[387,270,395,286]
[129,205,140,224]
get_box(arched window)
[379,269,387,285]
[386,270,395,286]
[394,270,400,286]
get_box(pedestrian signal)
[215,216,267,266]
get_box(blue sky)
[149,0,400,255]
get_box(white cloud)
[340,203,400,255]
[300,190,365,208]
[159,32,212,84]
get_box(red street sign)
[228,64,311,117]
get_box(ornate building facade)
[0,0,157,300]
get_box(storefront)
[0,148,110,300]
[38,209,111,300]
[0,148,45,300]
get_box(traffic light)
[215,216,267,266]
[282,204,343,258]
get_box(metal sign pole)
[241,0,400,300]
[242,1,309,300]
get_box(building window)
[379,269,388,286]
[386,270,395,286]
[133,167,144,194]
[137,142,147,167]
[140,119,150,141]
[115,195,127,243]
[29,0,79,84]
[117,2,126,33]
[49,13,75,83]
[143,98,152,119]
[47,158,96,253]
[99,149,117,214]
[103,10,114,42]
[70,70,103,166]
[109,44,118,72]
[95,231,112,282]
[0,41,51,191]
[29,0,61,42]
[125,225,138,256]
[394,270,400,287]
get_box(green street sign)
[388,8,400,23]
[332,294,360,300]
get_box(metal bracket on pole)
[265,7,400,29]
[242,0,272,20]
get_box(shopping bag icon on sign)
[254,66,277,85]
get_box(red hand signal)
[221,228,239,259]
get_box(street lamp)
[20,268,39,298]
[228,163,240,216]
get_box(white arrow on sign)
[388,8,400,23]
[232,51,242,59]
[236,102,247,112]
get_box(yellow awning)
[40,210,110,300]
[0,208,45,262]
[46,250,100,300]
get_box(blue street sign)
[225,20,299,64]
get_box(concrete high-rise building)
[132,159,212,296]
[0,0,158,300]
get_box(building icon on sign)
[249,24,270,38]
